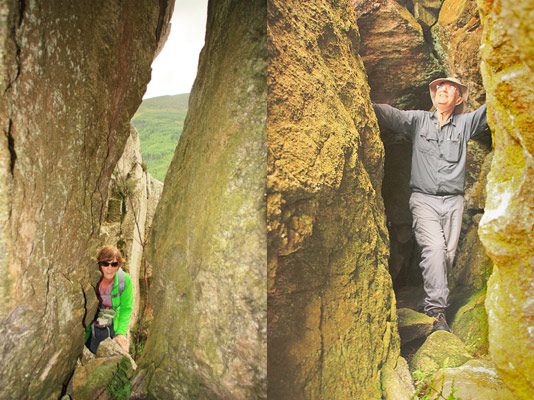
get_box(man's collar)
[431,109,457,127]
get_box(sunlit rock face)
[431,0,486,107]
[477,0,534,398]
[132,1,267,399]
[0,1,173,398]
[268,1,398,398]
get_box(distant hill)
[132,93,189,182]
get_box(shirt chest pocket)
[441,138,461,163]
[417,132,438,156]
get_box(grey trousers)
[409,192,464,312]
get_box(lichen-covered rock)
[450,290,488,356]
[477,0,534,398]
[268,1,398,398]
[430,359,516,400]
[398,308,434,345]
[410,331,473,374]
[132,1,266,399]
[72,354,133,400]
[100,124,163,331]
[0,1,173,398]
[382,356,416,400]
[450,222,492,295]
[96,338,137,371]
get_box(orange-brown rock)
[353,0,445,110]
[268,1,398,398]
[431,0,486,107]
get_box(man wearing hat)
[372,77,488,332]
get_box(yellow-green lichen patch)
[410,331,473,374]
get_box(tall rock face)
[100,124,163,332]
[0,1,174,398]
[477,0,534,398]
[268,1,398,398]
[132,1,266,399]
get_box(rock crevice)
[0,1,174,398]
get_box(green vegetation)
[411,359,462,400]
[130,314,153,360]
[132,93,189,182]
[106,357,133,400]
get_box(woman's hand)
[114,334,129,352]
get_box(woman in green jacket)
[86,245,133,353]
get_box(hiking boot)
[426,309,450,332]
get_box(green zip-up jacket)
[85,268,133,342]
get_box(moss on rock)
[477,0,534,398]
[133,1,266,398]
[398,308,435,345]
[450,290,489,357]
[72,356,125,400]
[410,331,473,374]
[268,1,398,398]
[431,359,516,400]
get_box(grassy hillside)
[132,93,189,181]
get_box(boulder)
[132,1,266,399]
[268,1,398,398]
[382,356,416,400]
[430,359,516,400]
[397,308,434,345]
[410,331,473,374]
[72,355,133,400]
[412,0,442,31]
[71,340,135,400]
[96,338,137,371]
[450,291,489,356]
[0,1,173,398]
[477,0,534,398]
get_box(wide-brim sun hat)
[429,77,469,114]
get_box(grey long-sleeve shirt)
[373,103,488,195]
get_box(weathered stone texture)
[431,359,517,400]
[431,0,486,108]
[0,1,173,398]
[268,1,397,398]
[410,331,473,374]
[71,341,135,400]
[477,0,534,398]
[354,0,445,111]
[132,1,266,399]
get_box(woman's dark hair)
[96,245,125,264]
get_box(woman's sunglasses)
[99,261,119,267]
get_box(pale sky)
[143,0,209,99]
